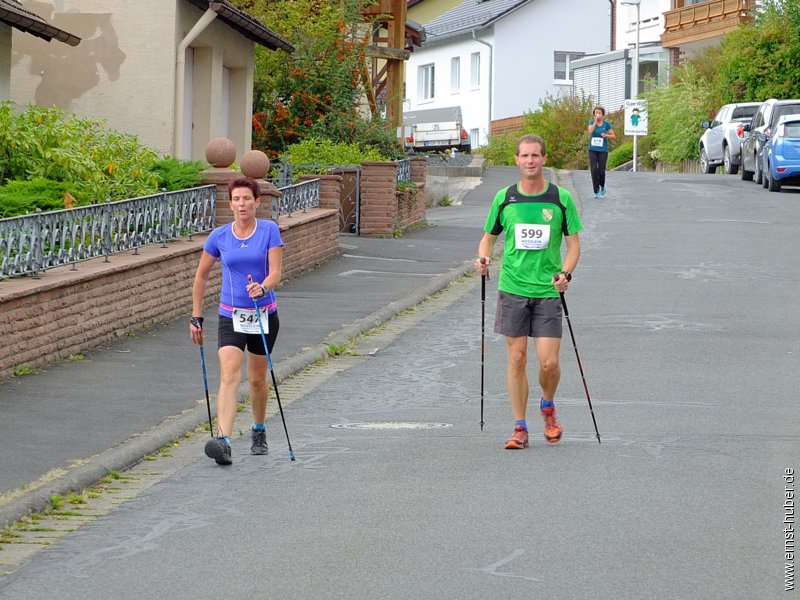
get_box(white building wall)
[406,0,609,146]
[10,0,255,160]
[493,0,609,121]
[10,0,178,155]
[405,36,490,147]
[615,0,671,50]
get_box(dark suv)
[740,98,800,184]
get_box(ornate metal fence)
[272,178,321,218]
[396,158,411,182]
[0,185,216,280]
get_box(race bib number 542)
[232,307,269,334]
[514,223,551,250]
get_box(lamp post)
[621,0,640,172]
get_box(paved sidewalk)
[0,165,569,526]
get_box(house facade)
[9,0,292,161]
[1,0,78,99]
[572,0,754,112]
[404,0,609,148]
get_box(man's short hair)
[515,134,547,157]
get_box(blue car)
[762,114,800,192]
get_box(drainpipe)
[472,30,493,145]
[174,8,218,159]
[609,0,615,51]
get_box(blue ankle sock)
[221,435,231,445]
[540,398,554,411]
[252,423,265,431]
[515,420,527,431]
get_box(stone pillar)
[409,156,430,208]
[359,162,398,236]
[201,137,239,226]
[241,149,279,221]
[201,168,240,227]
[409,156,428,186]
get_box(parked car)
[402,106,471,153]
[699,102,760,175]
[740,98,800,184]
[761,113,800,192]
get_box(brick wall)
[359,161,427,236]
[490,115,526,137]
[278,208,340,279]
[0,208,339,382]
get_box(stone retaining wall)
[0,207,338,382]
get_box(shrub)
[284,137,385,171]
[151,157,208,191]
[481,94,603,169]
[607,143,633,170]
[644,63,711,164]
[0,178,88,218]
[0,102,161,207]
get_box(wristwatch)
[260,284,269,296]
[560,271,572,282]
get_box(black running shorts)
[494,292,562,338]
[217,312,279,355]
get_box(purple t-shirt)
[204,219,284,317]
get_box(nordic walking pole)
[196,323,214,437]
[555,275,601,444]
[479,258,489,431]
[249,277,296,461]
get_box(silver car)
[699,102,761,175]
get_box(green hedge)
[607,143,634,170]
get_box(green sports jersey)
[483,182,582,298]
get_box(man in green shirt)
[475,134,582,449]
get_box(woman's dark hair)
[227,176,260,198]
[593,106,606,116]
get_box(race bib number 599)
[514,223,551,250]
[232,307,269,334]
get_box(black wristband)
[560,271,572,282]
[190,316,204,328]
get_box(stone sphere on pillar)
[205,138,237,168]
[240,150,271,180]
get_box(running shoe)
[599,186,606,197]
[504,425,529,450]
[594,190,601,199]
[204,436,232,465]
[250,427,269,455]
[541,406,563,444]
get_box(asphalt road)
[0,168,797,599]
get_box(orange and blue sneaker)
[541,405,563,444]
[504,426,529,450]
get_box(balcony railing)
[662,0,754,47]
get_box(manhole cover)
[331,422,453,430]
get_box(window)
[470,128,480,149]
[450,57,461,93]
[554,51,585,82]
[470,52,481,88]
[419,63,435,101]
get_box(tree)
[231,0,400,159]
[716,0,800,102]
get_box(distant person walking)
[587,106,615,198]
[190,176,283,466]
[475,134,582,449]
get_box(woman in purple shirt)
[190,176,283,465]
